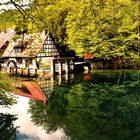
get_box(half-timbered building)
[0,30,61,70]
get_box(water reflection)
[1,73,75,140]
[1,95,67,140]
[14,73,75,102]
[27,70,140,140]
[2,70,140,140]
[0,90,17,140]
[14,81,47,103]
[0,113,17,140]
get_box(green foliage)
[28,70,140,140]
[39,63,51,69]
[0,10,17,30]
[0,72,14,91]
[0,72,16,106]
[0,0,140,66]
[0,73,17,139]
[0,113,17,140]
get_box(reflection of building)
[35,73,74,97]
[14,73,75,102]
[84,74,92,80]
[14,81,47,103]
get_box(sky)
[0,0,15,11]
[0,0,30,11]
[1,95,66,140]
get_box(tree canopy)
[0,0,140,66]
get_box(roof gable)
[37,32,60,57]
[2,31,45,57]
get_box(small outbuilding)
[84,54,94,61]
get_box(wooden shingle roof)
[2,30,47,58]
[0,29,15,49]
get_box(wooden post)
[27,69,30,76]
[11,68,14,75]
[35,69,38,77]
[65,60,70,74]
[70,60,74,71]
[70,73,74,79]
[15,68,17,75]
[21,68,24,76]
[22,59,26,68]
[51,59,55,75]
[58,62,62,75]
[65,72,69,82]
[58,74,62,85]
[9,67,12,73]
[0,64,1,71]
[50,76,54,91]
[32,59,37,68]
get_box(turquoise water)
[1,70,140,140]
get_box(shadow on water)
[27,70,140,140]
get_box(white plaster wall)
[40,57,55,64]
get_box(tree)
[0,0,140,68]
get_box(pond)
[1,70,140,140]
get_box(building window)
[14,48,21,54]
[17,58,22,64]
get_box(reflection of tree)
[0,72,17,140]
[0,113,17,140]
[0,91,17,140]
[29,70,140,140]
[0,90,16,106]
[28,85,68,133]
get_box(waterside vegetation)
[0,72,17,140]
